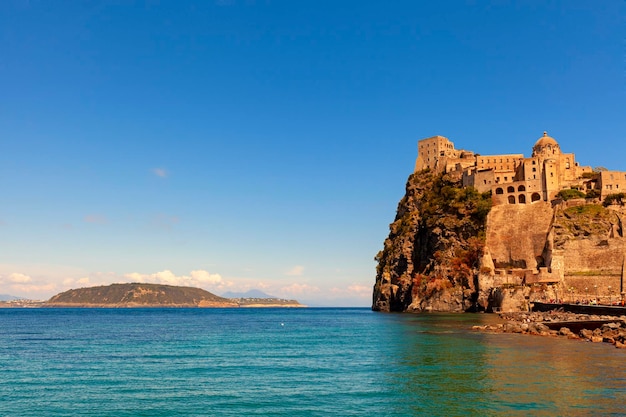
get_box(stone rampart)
[558,239,623,275]
[485,202,554,270]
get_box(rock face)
[372,171,491,312]
[45,283,239,307]
[373,170,626,313]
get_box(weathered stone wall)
[484,202,554,270]
[562,275,622,303]
[558,240,623,275]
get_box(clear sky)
[1,1,624,306]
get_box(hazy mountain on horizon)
[221,289,278,299]
[0,294,21,301]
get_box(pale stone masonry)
[414,132,625,205]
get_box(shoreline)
[473,310,626,349]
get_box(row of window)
[495,185,527,194]
[505,193,542,204]
[479,157,521,164]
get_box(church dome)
[534,131,558,148]
[532,131,561,157]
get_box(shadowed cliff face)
[372,170,491,312]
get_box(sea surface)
[1,308,624,416]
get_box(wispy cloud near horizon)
[285,265,304,276]
[122,269,231,291]
[83,214,107,224]
[152,168,168,178]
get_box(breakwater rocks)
[473,311,626,349]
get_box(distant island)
[37,283,304,308]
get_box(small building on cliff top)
[413,132,626,205]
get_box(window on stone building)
[531,193,541,202]
[496,188,504,194]
[508,196,515,204]
[518,185,526,192]
[507,186,514,193]
[532,167,536,172]
[519,194,526,204]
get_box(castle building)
[587,171,626,200]
[413,132,620,205]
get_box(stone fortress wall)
[414,132,626,308]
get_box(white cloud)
[190,270,223,285]
[347,284,371,296]
[330,283,372,297]
[152,168,168,178]
[122,269,231,291]
[279,283,319,296]
[84,214,107,224]
[9,282,57,296]
[9,273,32,283]
[285,265,305,276]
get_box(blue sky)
[1,1,623,306]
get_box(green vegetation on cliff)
[373,170,492,312]
[553,203,622,249]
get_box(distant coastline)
[1,283,305,308]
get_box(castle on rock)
[414,132,626,204]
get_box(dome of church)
[534,131,558,148]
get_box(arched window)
[531,193,541,202]
[508,196,515,204]
[519,194,526,204]
[495,188,504,195]
[507,186,515,193]
[518,185,526,192]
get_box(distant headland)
[15,283,307,308]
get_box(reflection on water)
[382,313,626,416]
[0,309,623,416]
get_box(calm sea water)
[0,308,624,416]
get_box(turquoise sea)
[1,308,624,416]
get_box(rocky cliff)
[372,170,491,312]
[373,171,626,313]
